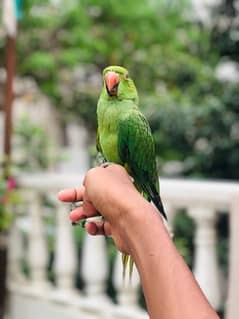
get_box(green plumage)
[97,66,166,277]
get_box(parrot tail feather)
[122,253,129,279]
[122,253,135,281]
[129,256,134,280]
[141,183,167,221]
[147,183,167,221]
[152,192,167,221]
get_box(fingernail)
[57,191,64,199]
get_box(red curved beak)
[105,71,120,96]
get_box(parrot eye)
[124,73,129,80]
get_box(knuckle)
[84,167,102,184]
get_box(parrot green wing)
[96,129,107,164]
[96,129,102,153]
[118,111,167,220]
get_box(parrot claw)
[100,162,114,168]
[72,215,105,228]
[70,201,83,210]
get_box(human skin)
[58,164,220,319]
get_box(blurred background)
[0,1,239,319]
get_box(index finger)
[58,187,84,202]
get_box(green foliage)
[14,115,61,171]
[16,1,215,114]
[0,178,20,231]
[22,52,57,75]
[0,179,9,231]
[216,213,229,276]
[13,0,239,181]
[211,0,239,62]
[144,82,239,179]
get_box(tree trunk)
[0,232,8,319]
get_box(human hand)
[58,164,147,254]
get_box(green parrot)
[97,65,167,277]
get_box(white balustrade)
[188,206,221,310]
[6,173,239,319]
[27,191,49,290]
[81,233,109,301]
[59,122,89,174]
[54,204,78,292]
[113,251,140,307]
[7,218,25,284]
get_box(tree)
[1,0,238,180]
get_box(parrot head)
[102,66,138,103]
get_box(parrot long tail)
[141,183,167,221]
[122,254,134,280]
[151,192,167,221]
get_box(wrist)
[116,191,147,225]
[123,199,168,264]
[119,196,166,256]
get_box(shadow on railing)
[7,173,239,319]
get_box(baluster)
[59,122,89,174]
[7,218,25,284]
[188,206,221,310]
[81,233,109,301]
[54,204,77,292]
[113,251,140,307]
[27,191,49,289]
[226,195,239,319]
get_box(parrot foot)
[100,162,114,168]
[70,201,83,210]
[72,215,105,228]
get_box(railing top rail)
[161,178,239,209]
[17,173,85,190]
[17,173,239,209]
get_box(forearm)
[123,200,219,319]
